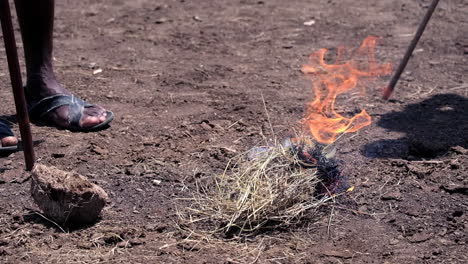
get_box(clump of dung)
[31,164,108,226]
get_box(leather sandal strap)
[28,94,78,120]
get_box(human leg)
[14,0,112,130]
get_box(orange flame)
[301,36,392,144]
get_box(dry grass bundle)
[181,141,335,236]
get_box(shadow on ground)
[22,211,102,233]
[363,93,468,159]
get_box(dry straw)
[180,140,335,236]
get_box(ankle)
[25,74,67,99]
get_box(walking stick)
[0,0,35,171]
[383,0,440,100]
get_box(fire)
[301,36,392,144]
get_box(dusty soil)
[1,0,467,263]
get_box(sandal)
[28,94,114,132]
[0,120,17,152]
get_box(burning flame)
[301,36,392,144]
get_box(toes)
[85,105,106,116]
[80,116,101,128]
[80,109,108,128]
[99,112,107,122]
[1,136,18,147]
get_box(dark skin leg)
[14,0,107,129]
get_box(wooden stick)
[383,0,440,100]
[0,0,35,171]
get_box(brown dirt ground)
[1,0,467,263]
